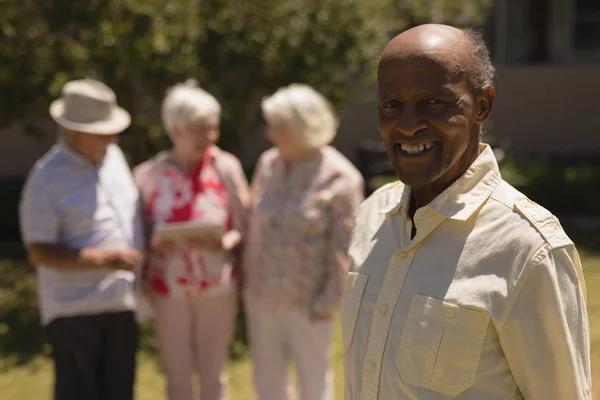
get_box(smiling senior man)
[341,24,591,399]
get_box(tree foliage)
[0,0,492,164]
[0,0,390,163]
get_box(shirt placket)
[359,210,445,400]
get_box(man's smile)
[393,140,440,157]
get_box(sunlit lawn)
[0,258,346,400]
[0,327,347,400]
[3,232,600,399]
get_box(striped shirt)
[19,139,144,325]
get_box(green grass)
[0,259,346,400]
[3,226,600,399]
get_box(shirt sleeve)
[19,169,61,245]
[224,155,250,237]
[312,175,365,315]
[499,244,591,399]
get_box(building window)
[499,0,549,64]
[574,0,600,51]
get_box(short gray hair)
[161,80,221,133]
[261,84,338,149]
[464,29,495,90]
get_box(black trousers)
[46,311,139,400]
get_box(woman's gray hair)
[261,84,338,149]
[161,80,221,134]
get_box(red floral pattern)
[144,146,234,298]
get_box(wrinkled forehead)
[377,53,469,97]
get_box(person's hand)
[222,230,241,251]
[81,248,142,271]
[105,249,143,271]
[150,235,177,256]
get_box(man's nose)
[395,105,427,137]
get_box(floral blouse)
[243,146,364,315]
[134,145,250,298]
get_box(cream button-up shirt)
[342,145,591,399]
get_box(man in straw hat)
[19,79,144,400]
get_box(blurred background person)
[134,80,249,400]
[19,79,143,400]
[243,83,364,400]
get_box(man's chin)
[394,167,441,188]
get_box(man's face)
[377,56,488,189]
[70,131,118,163]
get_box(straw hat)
[49,79,131,135]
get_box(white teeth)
[399,141,437,154]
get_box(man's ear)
[475,86,495,124]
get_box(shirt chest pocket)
[397,295,490,396]
[341,272,368,353]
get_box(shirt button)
[445,308,455,318]
[379,305,389,315]
[367,361,376,372]
[399,250,408,258]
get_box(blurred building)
[332,0,600,163]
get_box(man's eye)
[382,100,401,109]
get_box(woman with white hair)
[244,84,364,399]
[133,80,249,400]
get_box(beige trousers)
[153,292,237,400]
[245,295,334,400]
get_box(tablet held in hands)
[154,221,224,243]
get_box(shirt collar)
[378,182,409,215]
[380,144,502,221]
